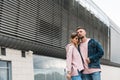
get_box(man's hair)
[76,26,86,31]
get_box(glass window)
[0,61,7,67]
[33,55,66,80]
[0,61,11,80]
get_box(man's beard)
[79,36,84,40]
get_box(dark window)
[1,47,6,55]
[21,51,26,57]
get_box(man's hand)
[86,57,90,64]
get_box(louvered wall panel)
[52,3,62,46]
[17,1,37,40]
[0,0,109,59]
[53,3,61,27]
[61,9,68,48]
[38,0,62,46]
[39,0,53,24]
[39,0,54,43]
[0,0,64,58]
[1,1,18,36]
[0,0,62,47]
[68,14,77,38]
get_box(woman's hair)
[70,32,78,47]
[71,32,78,39]
[70,32,79,47]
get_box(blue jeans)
[82,71,101,80]
[72,71,82,80]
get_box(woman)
[65,32,84,80]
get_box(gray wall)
[111,27,120,64]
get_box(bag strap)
[78,44,85,68]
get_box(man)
[76,26,104,80]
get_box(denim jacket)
[88,39,104,68]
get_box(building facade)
[0,0,120,80]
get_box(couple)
[65,26,104,80]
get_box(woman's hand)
[66,73,71,80]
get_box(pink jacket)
[66,43,84,76]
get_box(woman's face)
[72,36,78,45]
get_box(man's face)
[77,29,86,39]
